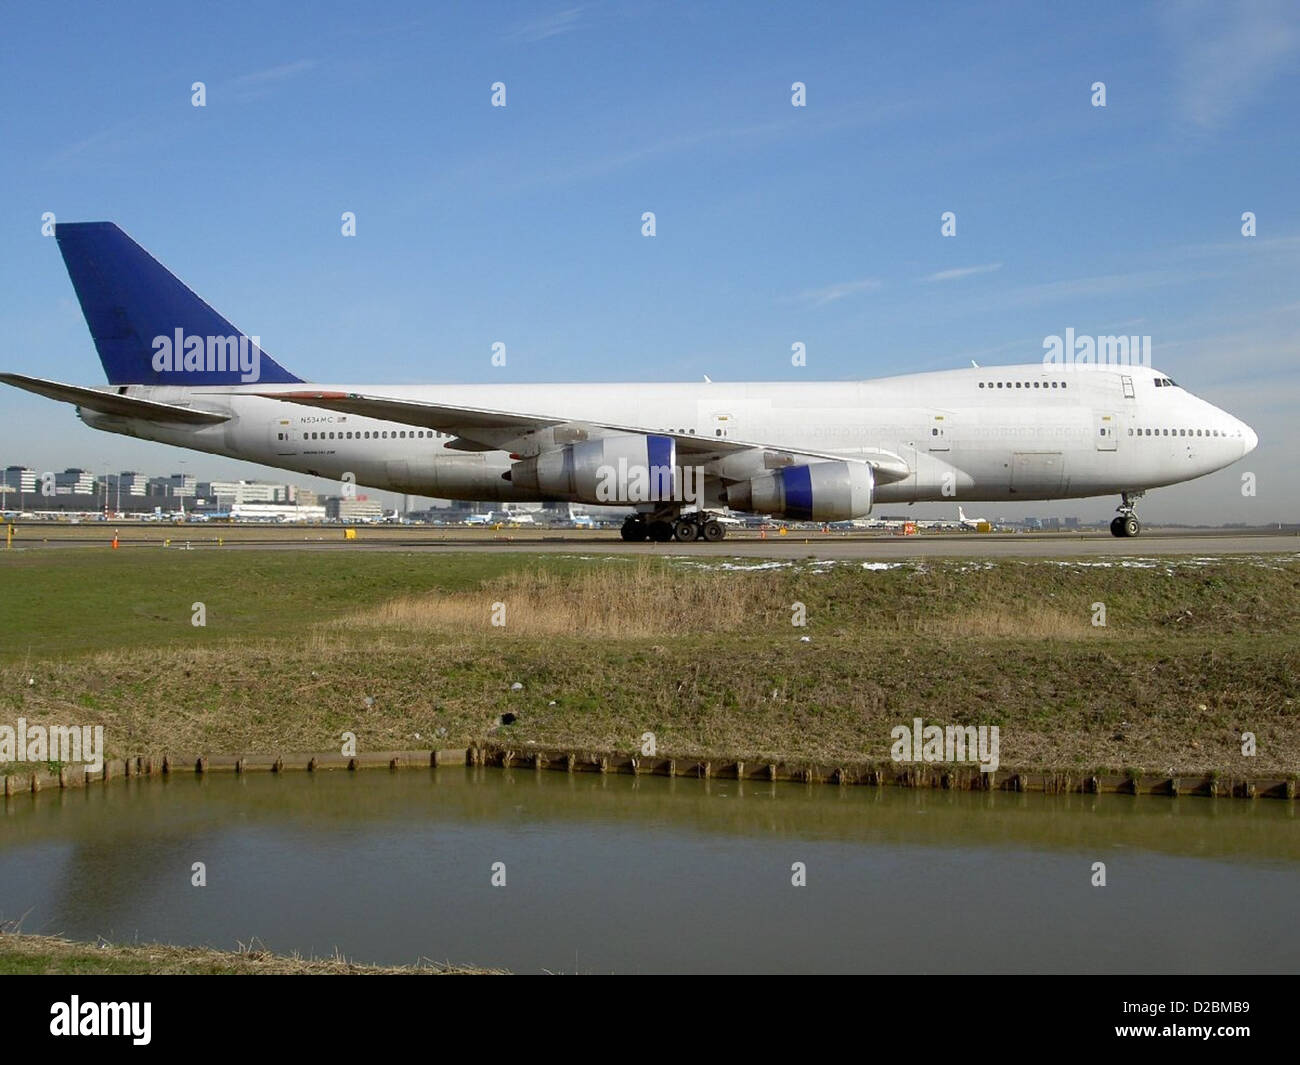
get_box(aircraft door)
[271,419,300,457]
[927,413,950,451]
[1095,411,1118,451]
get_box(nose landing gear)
[1109,492,1144,537]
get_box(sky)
[1,0,1297,523]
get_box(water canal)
[2,767,1295,973]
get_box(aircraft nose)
[1241,421,1258,456]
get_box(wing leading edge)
[259,389,911,484]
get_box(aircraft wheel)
[621,518,647,542]
[648,519,675,542]
[700,519,725,542]
[1123,515,1141,538]
[1109,516,1125,538]
[672,518,699,542]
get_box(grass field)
[0,930,493,974]
[1,547,1297,776]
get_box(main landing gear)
[1109,492,1144,538]
[621,512,726,543]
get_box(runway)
[15,525,1295,560]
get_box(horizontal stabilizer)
[0,373,230,425]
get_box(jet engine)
[507,433,683,504]
[722,461,874,520]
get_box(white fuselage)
[76,364,1256,508]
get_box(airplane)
[2,223,1259,543]
[489,509,537,526]
[957,506,990,530]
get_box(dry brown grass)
[334,563,1110,643]
[0,930,499,974]
[334,562,789,638]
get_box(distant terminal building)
[54,468,97,495]
[2,466,37,493]
[326,497,384,521]
[199,480,297,506]
[107,471,148,497]
[151,472,197,497]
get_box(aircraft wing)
[260,389,912,484]
[1,373,230,425]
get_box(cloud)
[507,7,585,43]
[995,268,1219,309]
[229,59,317,100]
[231,59,317,87]
[1162,0,1300,128]
[796,278,882,307]
[51,117,148,164]
[924,263,1003,283]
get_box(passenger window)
[979,382,985,388]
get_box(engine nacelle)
[723,461,874,521]
[508,433,688,505]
